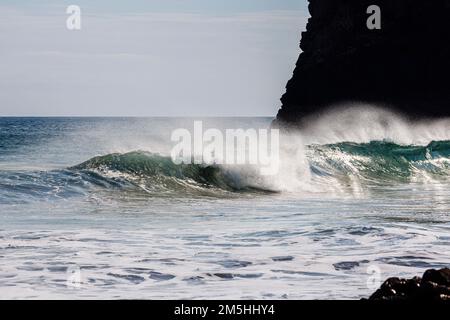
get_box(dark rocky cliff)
[275,0,450,125]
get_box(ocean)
[1,111,450,299]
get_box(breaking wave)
[1,107,449,202]
[71,151,270,196]
[3,139,448,204]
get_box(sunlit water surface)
[1,116,449,299]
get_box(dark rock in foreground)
[369,268,450,300]
[275,0,450,126]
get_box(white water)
[296,105,450,145]
[1,113,450,299]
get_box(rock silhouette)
[369,268,450,300]
[275,0,450,126]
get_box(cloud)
[0,6,309,116]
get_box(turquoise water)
[1,116,450,299]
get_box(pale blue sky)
[0,1,309,116]
[2,0,306,13]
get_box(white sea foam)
[231,105,450,194]
[1,117,450,300]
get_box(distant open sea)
[1,115,450,299]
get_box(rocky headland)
[275,0,450,127]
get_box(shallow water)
[1,116,450,299]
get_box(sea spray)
[1,111,449,201]
[293,105,450,146]
[170,121,280,175]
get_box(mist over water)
[297,106,450,145]
[1,108,450,299]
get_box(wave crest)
[71,151,272,196]
[310,140,450,181]
[67,139,450,197]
